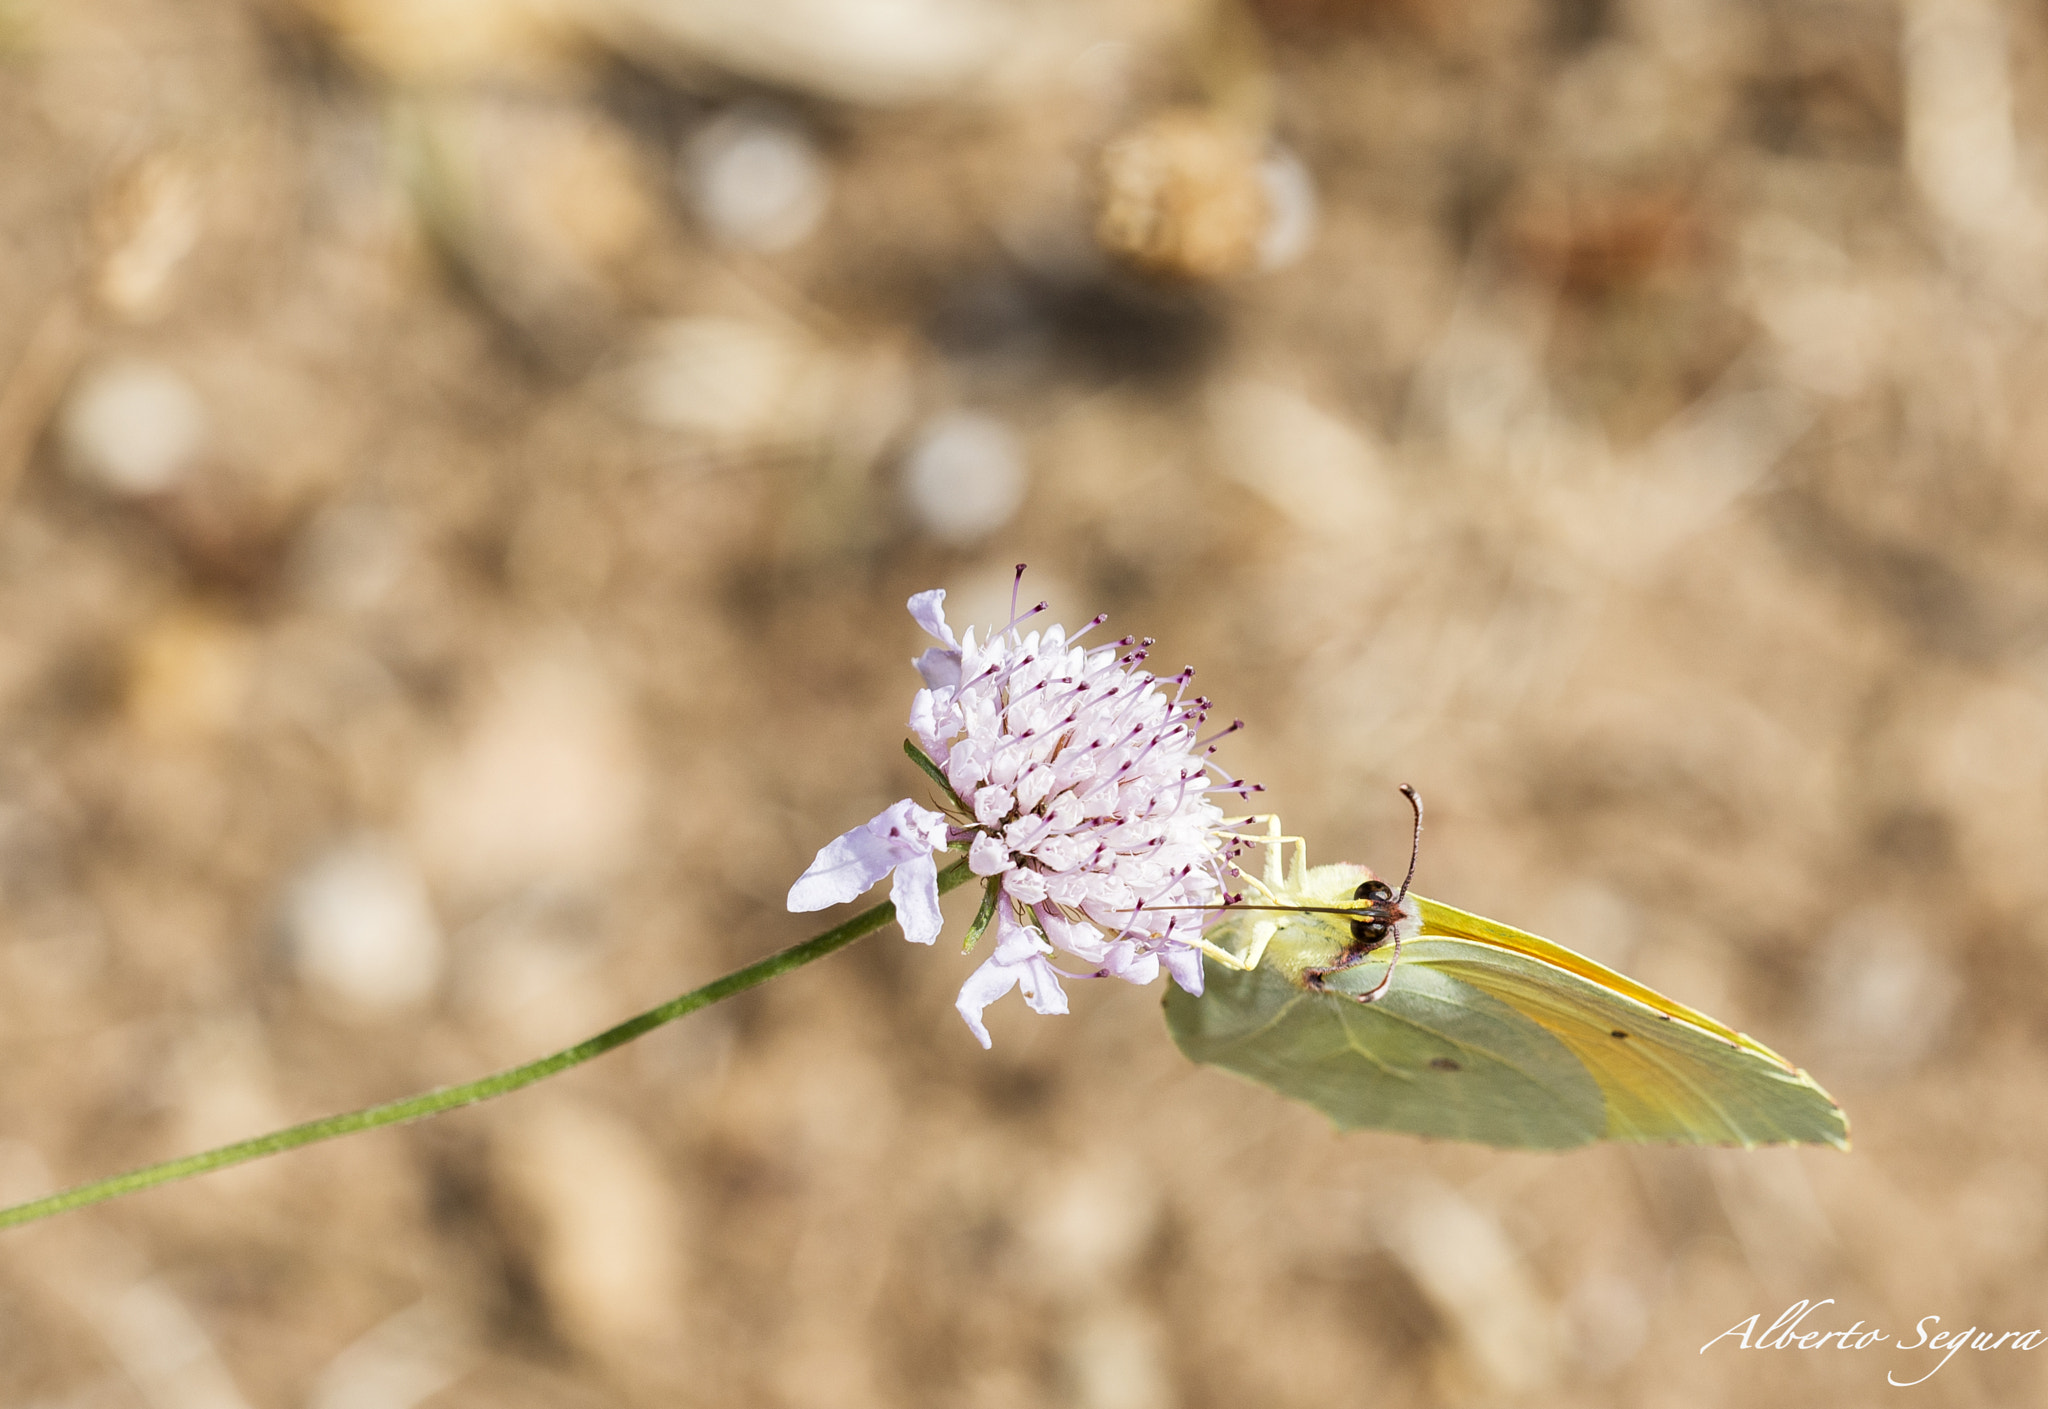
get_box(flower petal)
[1015,764,1055,814]
[968,832,1011,876]
[1002,867,1049,906]
[1042,909,1110,962]
[954,955,1019,1048]
[908,589,958,649]
[1101,947,1159,985]
[890,849,945,945]
[973,785,1014,827]
[787,827,903,912]
[1015,952,1070,1016]
[913,646,962,691]
[786,799,946,911]
[954,898,1072,1045]
[909,591,962,689]
[908,688,946,750]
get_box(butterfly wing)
[1415,897,1776,1059]
[1409,896,1849,1149]
[1164,892,1848,1150]
[1164,950,1610,1149]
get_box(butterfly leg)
[1221,814,1309,889]
[1213,823,1312,974]
[1192,916,1284,972]
[1208,863,1306,973]
[1202,815,1319,972]
[1190,932,1259,971]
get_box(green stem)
[0,858,977,1231]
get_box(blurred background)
[2,0,2045,1404]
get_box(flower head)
[788,577,1258,1046]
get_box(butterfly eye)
[1349,918,1390,948]
[1354,880,1393,903]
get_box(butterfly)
[1162,795,1849,1150]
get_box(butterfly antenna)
[1394,784,1423,905]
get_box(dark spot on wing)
[1610,1029,1628,1039]
[1429,1057,1460,1072]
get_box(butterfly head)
[1189,785,1427,988]
[1343,874,1413,954]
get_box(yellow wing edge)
[1414,897,1850,1151]
[1414,895,1794,1071]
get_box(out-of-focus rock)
[2,898,108,1009]
[95,1278,257,1409]
[1927,677,2048,908]
[1565,1271,1648,1378]
[456,889,614,1052]
[0,1139,53,1205]
[1062,1301,1171,1409]
[60,357,209,496]
[1606,376,1816,574]
[1505,178,1698,298]
[1902,0,2046,254]
[1738,216,1887,399]
[307,1302,465,1409]
[684,106,830,251]
[1811,908,1957,1077]
[399,97,659,365]
[1951,1160,2048,1272]
[1022,1153,1158,1289]
[1709,1149,1837,1280]
[623,315,838,446]
[1244,0,1430,39]
[125,609,255,742]
[1067,36,1137,111]
[1255,145,1316,271]
[292,0,584,88]
[900,409,1026,544]
[0,301,87,508]
[94,153,203,320]
[592,0,1016,107]
[494,1101,687,1356]
[94,341,360,563]
[1379,1182,1562,1397]
[411,641,645,899]
[1208,379,1391,538]
[292,503,412,614]
[170,1018,285,1167]
[618,311,914,561]
[285,836,446,1017]
[1096,109,1270,282]
[1408,311,1549,460]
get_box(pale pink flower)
[788,579,1257,1046]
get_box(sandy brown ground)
[3,0,2047,1405]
